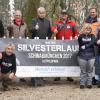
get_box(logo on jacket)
[66,25,71,29]
[82,38,91,42]
[2,62,12,67]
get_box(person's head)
[5,43,15,55]
[85,26,92,34]
[60,9,68,21]
[89,8,97,18]
[37,7,46,19]
[14,10,22,20]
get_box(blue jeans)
[97,55,100,81]
[78,57,95,85]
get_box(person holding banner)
[29,7,52,39]
[7,10,27,82]
[29,7,52,86]
[78,26,96,89]
[51,9,78,40]
[51,9,78,82]
[81,8,100,85]
[7,10,27,38]
[0,43,16,91]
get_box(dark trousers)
[0,72,11,87]
[31,77,43,86]
[97,55,100,81]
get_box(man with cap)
[52,9,78,40]
[51,9,78,82]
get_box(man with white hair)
[0,43,16,91]
[29,7,52,86]
[7,10,27,38]
[29,7,52,39]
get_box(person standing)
[7,10,27,38]
[29,7,52,39]
[51,9,78,82]
[29,7,52,86]
[83,8,100,85]
[7,10,27,82]
[95,30,100,88]
[78,26,96,89]
[81,8,100,36]
[52,9,78,40]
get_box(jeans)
[97,55,100,81]
[78,57,95,85]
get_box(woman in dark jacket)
[78,26,96,89]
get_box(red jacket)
[51,20,78,40]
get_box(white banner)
[16,66,80,77]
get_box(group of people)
[0,6,100,91]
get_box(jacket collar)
[85,16,98,23]
[13,19,24,26]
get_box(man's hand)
[74,36,78,39]
[54,29,58,34]
[97,39,100,45]
[0,53,2,59]
[9,72,15,80]
[35,24,39,30]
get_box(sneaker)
[3,87,10,91]
[2,82,10,91]
[80,85,85,89]
[20,78,26,82]
[92,77,97,85]
[54,77,61,81]
[87,85,92,89]
[67,77,74,82]
[2,82,8,88]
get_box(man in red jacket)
[52,9,78,40]
[52,9,78,81]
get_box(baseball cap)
[61,9,67,14]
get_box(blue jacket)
[85,16,98,23]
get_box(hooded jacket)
[78,33,96,60]
[51,19,78,40]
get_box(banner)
[0,39,80,77]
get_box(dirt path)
[0,78,100,100]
